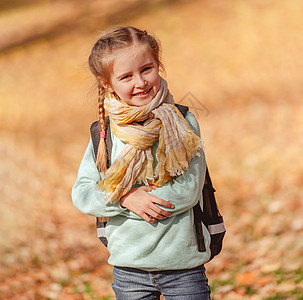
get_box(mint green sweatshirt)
[72,111,211,271]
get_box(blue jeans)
[112,265,211,299]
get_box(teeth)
[133,88,150,96]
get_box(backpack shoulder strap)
[90,117,111,247]
[90,120,99,159]
[175,104,189,117]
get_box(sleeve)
[71,138,127,217]
[148,111,206,216]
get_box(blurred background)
[0,0,303,299]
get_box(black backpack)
[90,104,226,262]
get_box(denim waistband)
[114,264,205,275]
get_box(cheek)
[116,84,133,98]
[152,74,160,91]
[123,84,134,94]
[148,71,160,86]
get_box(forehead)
[111,44,156,76]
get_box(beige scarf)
[97,77,203,203]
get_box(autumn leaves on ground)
[0,0,302,299]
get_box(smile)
[132,87,152,97]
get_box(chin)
[134,100,150,107]
[127,96,151,107]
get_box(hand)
[120,185,174,223]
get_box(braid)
[96,85,107,174]
[98,85,106,131]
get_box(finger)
[148,195,175,209]
[147,203,172,217]
[142,213,157,223]
[146,207,171,219]
[145,209,165,220]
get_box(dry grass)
[0,0,302,299]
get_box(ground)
[0,0,302,299]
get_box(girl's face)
[104,44,161,107]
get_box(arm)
[72,137,174,220]
[71,138,127,217]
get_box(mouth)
[132,87,152,97]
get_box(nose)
[134,75,146,88]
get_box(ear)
[97,76,114,92]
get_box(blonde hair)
[88,26,164,173]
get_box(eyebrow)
[117,62,154,79]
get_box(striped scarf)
[97,77,203,203]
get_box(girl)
[72,26,211,299]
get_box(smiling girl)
[72,26,211,299]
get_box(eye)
[142,66,152,73]
[121,74,131,80]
